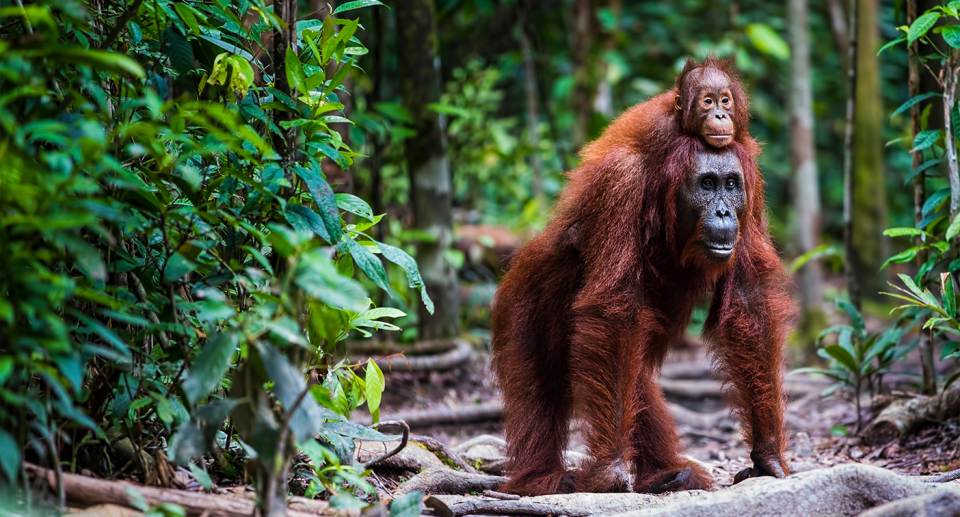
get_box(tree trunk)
[272,0,297,167]
[851,0,888,302]
[789,0,824,310]
[907,0,936,396]
[789,0,825,365]
[395,0,460,339]
[572,0,594,148]
[842,0,860,309]
[518,6,542,199]
[825,0,849,70]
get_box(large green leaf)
[345,238,391,295]
[182,332,239,406]
[0,429,20,482]
[942,24,960,49]
[890,92,941,120]
[285,203,333,243]
[335,193,373,221]
[285,45,308,94]
[390,491,424,517]
[364,359,384,424]
[256,342,337,444]
[908,12,940,45]
[333,0,385,14]
[293,165,343,243]
[745,23,789,60]
[378,241,434,314]
[162,27,195,75]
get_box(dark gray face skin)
[678,151,746,263]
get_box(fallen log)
[394,467,505,496]
[26,464,352,517]
[863,384,960,446]
[659,378,827,399]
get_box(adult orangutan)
[490,57,794,495]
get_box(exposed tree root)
[412,435,478,473]
[349,339,473,373]
[380,402,503,429]
[425,464,960,517]
[863,384,960,446]
[425,491,696,517]
[25,463,352,517]
[394,467,505,496]
[858,487,960,516]
[382,401,736,432]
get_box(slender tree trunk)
[789,0,824,310]
[851,0,888,302]
[907,0,936,396]
[272,0,297,167]
[826,0,850,70]
[396,0,460,339]
[518,6,542,199]
[370,5,386,240]
[572,0,594,148]
[843,0,860,309]
[789,0,825,365]
[592,0,621,119]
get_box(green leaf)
[364,359,384,424]
[164,252,197,283]
[830,424,849,437]
[880,247,919,270]
[877,34,907,55]
[912,129,941,153]
[0,429,20,482]
[883,227,928,238]
[943,25,960,49]
[835,298,866,333]
[162,27,195,75]
[345,238,391,295]
[947,215,960,241]
[824,344,859,373]
[333,0,385,14]
[174,4,201,36]
[293,165,343,243]
[390,491,424,517]
[891,92,941,119]
[378,241,434,314]
[199,35,255,62]
[923,187,951,215]
[256,342,334,443]
[62,234,106,286]
[182,332,239,406]
[944,273,957,318]
[319,421,398,441]
[286,45,308,94]
[188,463,213,490]
[360,307,406,320]
[909,12,941,45]
[336,193,373,221]
[790,245,839,272]
[323,59,354,97]
[745,23,790,60]
[285,204,333,244]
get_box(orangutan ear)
[675,95,683,111]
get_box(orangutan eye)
[726,178,737,189]
[701,177,715,189]
[704,98,713,106]
[722,97,730,105]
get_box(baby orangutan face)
[676,67,737,148]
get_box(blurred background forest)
[3,0,960,514]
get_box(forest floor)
[368,337,960,487]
